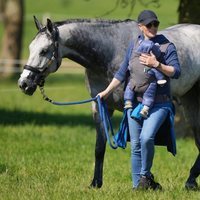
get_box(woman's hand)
[139,52,159,68]
[96,90,109,100]
[96,78,121,100]
[139,52,175,77]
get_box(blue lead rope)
[39,86,118,149]
[40,86,177,155]
[96,97,118,149]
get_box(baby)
[124,39,166,118]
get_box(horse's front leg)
[90,101,113,188]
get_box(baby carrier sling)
[129,38,170,93]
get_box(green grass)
[0,73,199,199]
[1,1,199,199]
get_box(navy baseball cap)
[137,10,159,25]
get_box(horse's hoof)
[89,179,102,189]
[185,180,198,190]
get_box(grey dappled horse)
[18,17,200,189]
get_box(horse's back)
[159,24,200,96]
[160,24,200,46]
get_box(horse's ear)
[46,18,53,33]
[33,16,43,31]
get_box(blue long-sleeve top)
[114,34,181,97]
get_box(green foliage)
[0,74,199,199]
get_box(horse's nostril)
[19,81,27,89]
[22,82,27,89]
[18,79,29,90]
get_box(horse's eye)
[40,49,48,56]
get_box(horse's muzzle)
[18,67,46,95]
[18,77,37,96]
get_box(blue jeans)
[127,105,169,188]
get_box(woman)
[97,10,181,190]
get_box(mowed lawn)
[0,0,199,199]
[0,74,199,200]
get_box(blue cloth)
[116,102,176,155]
[154,102,176,155]
[131,103,143,120]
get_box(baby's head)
[137,40,161,58]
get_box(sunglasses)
[146,21,160,29]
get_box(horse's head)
[18,16,61,95]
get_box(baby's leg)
[124,82,135,109]
[140,81,157,118]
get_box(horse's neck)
[57,20,139,71]
[58,22,115,70]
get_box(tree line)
[0,0,199,76]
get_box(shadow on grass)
[0,108,121,127]
[0,164,7,174]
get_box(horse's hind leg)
[90,101,114,188]
[185,154,200,189]
[185,131,200,189]
[180,83,200,189]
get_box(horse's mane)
[54,18,134,27]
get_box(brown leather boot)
[137,175,162,190]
